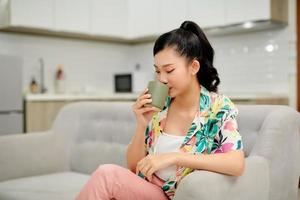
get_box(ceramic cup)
[145,81,169,110]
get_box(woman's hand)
[136,153,178,182]
[132,88,160,129]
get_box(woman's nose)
[158,76,168,84]
[158,74,168,84]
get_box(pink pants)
[75,164,169,200]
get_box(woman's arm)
[135,150,245,182]
[126,125,148,173]
[127,87,159,174]
[175,150,245,176]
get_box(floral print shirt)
[139,84,243,199]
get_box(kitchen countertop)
[225,92,289,100]
[25,92,139,101]
[24,92,289,102]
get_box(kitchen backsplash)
[0,33,134,94]
[130,27,296,94]
[0,0,296,108]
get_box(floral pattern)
[140,85,243,199]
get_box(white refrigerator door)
[0,55,23,111]
[0,112,23,135]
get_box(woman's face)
[154,47,199,98]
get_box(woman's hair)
[153,21,220,92]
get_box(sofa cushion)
[0,172,89,200]
[77,118,134,145]
[71,141,127,174]
[52,102,136,146]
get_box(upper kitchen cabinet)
[54,0,90,34]
[225,0,287,25]
[90,0,128,38]
[127,0,159,39]
[186,0,226,28]
[0,0,288,42]
[159,0,187,33]
[0,0,53,29]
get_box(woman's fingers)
[136,155,159,183]
[136,88,150,104]
[146,168,155,182]
[137,106,160,115]
[138,88,149,98]
[135,98,152,109]
[132,92,151,111]
[137,161,153,182]
[151,107,161,112]
[137,93,151,101]
[136,160,144,175]
[136,104,153,113]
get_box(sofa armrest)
[251,106,300,160]
[0,131,68,182]
[173,156,269,200]
[249,107,300,200]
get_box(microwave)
[114,73,132,93]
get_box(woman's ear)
[190,59,200,75]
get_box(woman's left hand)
[136,152,178,182]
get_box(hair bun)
[180,21,195,30]
[179,21,199,36]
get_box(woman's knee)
[94,164,124,176]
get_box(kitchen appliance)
[0,54,23,136]
[114,73,132,93]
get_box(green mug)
[145,81,169,110]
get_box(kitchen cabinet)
[225,0,287,25]
[54,0,90,34]
[26,101,68,133]
[186,0,226,28]
[0,0,288,42]
[128,0,159,39]
[225,0,269,25]
[6,0,53,29]
[90,0,128,38]
[231,97,289,105]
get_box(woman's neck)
[172,80,201,112]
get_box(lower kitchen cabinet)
[25,101,70,133]
[231,97,289,105]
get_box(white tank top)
[153,131,185,181]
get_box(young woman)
[76,20,244,200]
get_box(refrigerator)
[0,54,23,136]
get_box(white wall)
[0,32,133,94]
[129,0,297,108]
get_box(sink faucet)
[39,58,47,93]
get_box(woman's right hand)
[132,88,160,129]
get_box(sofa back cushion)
[53,101,135,174]
[71,141,128,174]
[75,101,136,144]
[53,101,286,173]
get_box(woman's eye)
[155,71,160,74]
[167,69,174,73]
